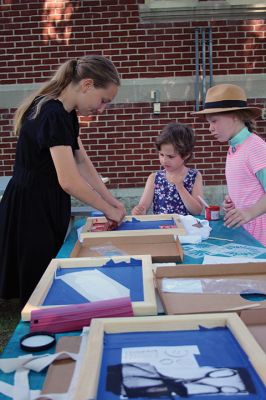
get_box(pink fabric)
[226,133,266,247]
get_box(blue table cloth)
[0,217,265,399]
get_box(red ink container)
[205,205,220,221]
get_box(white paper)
[122,345,200,375]
[161,278,203,293]
[57,269,130,301]
[203,255,266,264]
[120,347,247,396]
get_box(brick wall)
[79,98,265,188]
[1,0,265,187]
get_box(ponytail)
[234,109,256,133]
[14,59,76,135]
[14,55,120,136]
[244,120,255,133]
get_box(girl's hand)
[105,205,125,224]
[224,207,252,228]
[131,205,146,215]
[167,173,184,190]
[109,198,126,216]
[111,199,127,216]
[223,195,235,212]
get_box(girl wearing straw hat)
[193,83,266,247]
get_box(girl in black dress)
[0,55,126,307]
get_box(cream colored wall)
[0,74,265,108]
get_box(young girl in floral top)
[132,122,203,216]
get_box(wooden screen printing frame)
[72,313,266,400]
[21,255,157,321]
[80,213,187,240]
[154,262,266,315]
[70,234,184,263]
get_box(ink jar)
[205,205,220,221]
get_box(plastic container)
[205,205,220,221]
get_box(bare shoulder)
[147,172,156,182]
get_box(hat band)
[204,100,247,109]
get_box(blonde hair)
[14,55,120,135]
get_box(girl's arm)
[224,193,266,228]
[169,171,203,215]
[50,145,125,223]
[224,166,266,228]
[131,173,155,215]
[74,137,126,213]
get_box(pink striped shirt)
[226,133,266,246]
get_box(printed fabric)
[153,169,198,215]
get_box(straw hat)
[192,84,261,118]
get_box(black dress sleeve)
[36,101,79,150]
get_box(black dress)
[0,99,79,307]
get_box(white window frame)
[139,0,266,22]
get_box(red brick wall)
[80,99,266,188]
[1,0,265,187]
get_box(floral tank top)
[153,168,198,215]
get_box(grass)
[0,299,21,353]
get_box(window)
[139,0,266,22]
